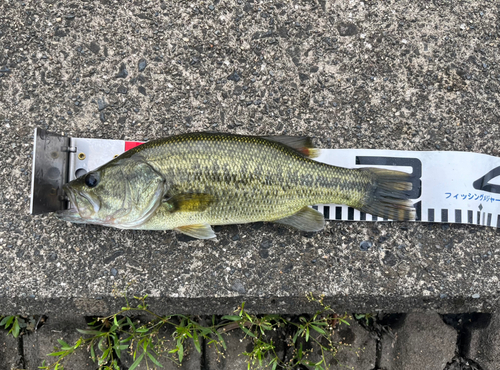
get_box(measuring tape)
[31,129,500,228]
[315,149,500,227]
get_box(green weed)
[0,315,41,338]
[0,292,356,370]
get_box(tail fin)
[359,168,416,221]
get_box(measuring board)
[31,128,500,228]
[314,150,500,227]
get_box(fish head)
[58,158,166,228]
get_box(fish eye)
[84,173,100,188]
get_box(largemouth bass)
[58,132,415,239]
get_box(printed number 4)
[473,166,500,194]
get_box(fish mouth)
[58,184,101,221]
[78,190,101,214]
[56,207,86,223]
[56,185,83,222]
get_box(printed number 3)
[355,156,422,199]
[356,156,422,220]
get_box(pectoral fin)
[274,206,325,232]
[175,224,216,239]
[262,136,320,158]
[164,193,214,212]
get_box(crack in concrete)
[200,333,208,370]
[17,334,25,370]
[442,313,490,370]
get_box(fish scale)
[129,133,378,228]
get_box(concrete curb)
[3,313,497,370]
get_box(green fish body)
[58,133,415,239]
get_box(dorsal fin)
[262,136,320,158]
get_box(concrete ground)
[1,0,499,369]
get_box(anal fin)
[175,224,216,239]
[274,206,325,232]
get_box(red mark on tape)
[125,141,144,151]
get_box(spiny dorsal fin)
[164,193,214,212]
[175,224,216,239]
[273,206,325,232]
[262,136,320,158]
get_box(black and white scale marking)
[313,204,500,228]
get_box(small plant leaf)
[216,332,227,350]
[0,316,12,326]
[221,315,241,321]
[313,321,328,326]
[192,330,201,353]
[239,325,256,338]
[98,337,106,351]
[120,335,133,344]
[76,329,103,335]
[272,360,278,370]
[147,352,163,367]
[99,347,111,365]
[90,344,96,361]
[11,318,20,338]
[239,302,246,316]
[293,328,303,343]
[74,338,82,349]
[178,343,184,363]
[57,339,70,348]
[128,352,145,370]
[311,325,326,335]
